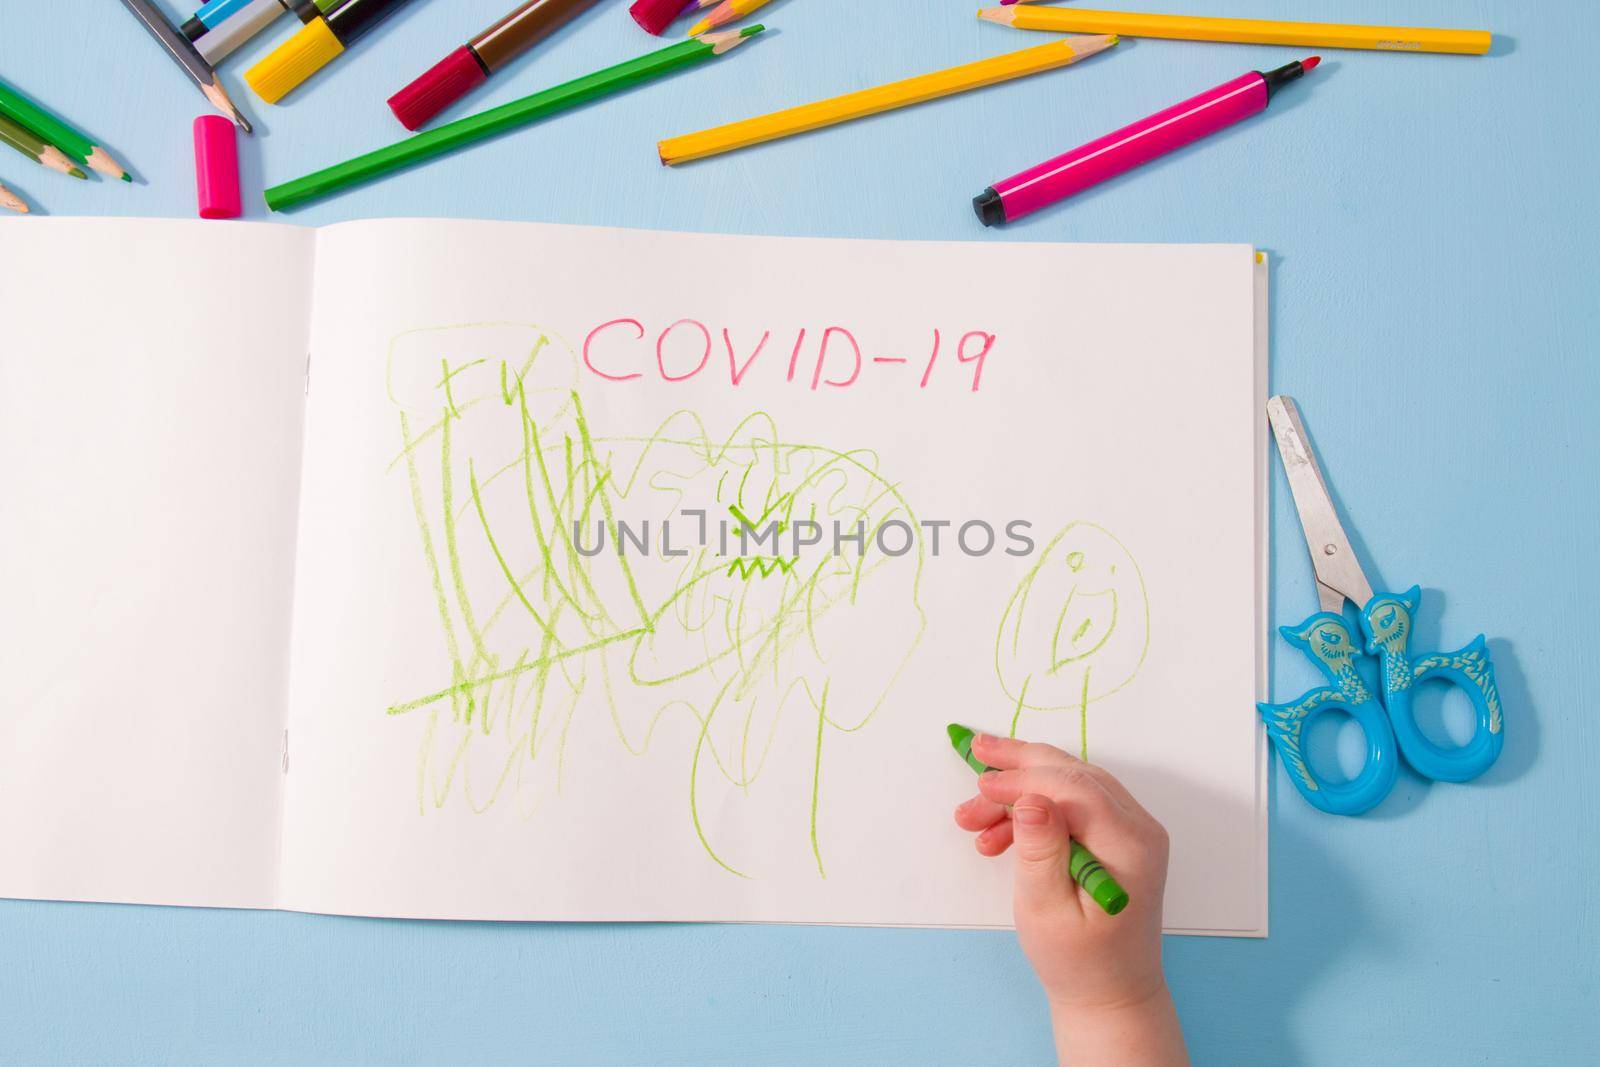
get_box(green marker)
[947,723,1130,917]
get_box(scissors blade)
[1266,395,1373,613]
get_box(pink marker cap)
[388,46,489,131]
[193,115,241,220]
[629,0,694,36]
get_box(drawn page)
[278,219,1266,932]
[0,218,315,908]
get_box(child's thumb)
[1010,794,1072,901]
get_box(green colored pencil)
[946,724,1131,917]
[0,112,86,179]
[0,78,130,181]
[265,25,765,212]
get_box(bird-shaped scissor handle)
[1258,612,1399,815]
[1359,586,1504,782]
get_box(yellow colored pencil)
[978,6,1491,57]
[659,34,1116,165]
[687,0,771,37]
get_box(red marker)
[975,56,1320,226]
[388,0,603,130]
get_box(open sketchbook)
[0,218,1268,935]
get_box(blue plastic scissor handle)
[1359,586,1504,782]
[1257,612,1400,815]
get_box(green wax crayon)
[946,723,1130,917]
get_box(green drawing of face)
[1048,550,1118,670]
[996,522,1149,713]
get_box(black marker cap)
[181,15,207,41]
[973,187,1005,227]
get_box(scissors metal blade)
[1266,395,1373,613]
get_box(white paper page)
[279,219,1265,932]
[0,218,314,909]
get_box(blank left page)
[0,218,315,909]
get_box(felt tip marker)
[946,724,1130,916]
[246,0,418,104]
[974,56,1320,226]
[388,0,603,131]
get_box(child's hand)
[953,733,1187,1066]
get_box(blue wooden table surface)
[2,0,1595,1062]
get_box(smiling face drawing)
[995,522,1149,717]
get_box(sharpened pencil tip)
[121,172,134,183]
[69,166,87,179]
[686,18,711,37]
[700,26,761,53]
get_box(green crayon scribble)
[384,323,926,879]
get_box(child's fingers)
[954,794,1009,832]
[975,816,1015,856]
[980,768,1167,893]
[970,732,1073,771]
[973,732,1155,823]
[978,766,1137,841]
[1008,792,1084,915]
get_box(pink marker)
[193,115,241,220]
[974,56,1320,226]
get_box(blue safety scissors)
[1258,396,1504,816]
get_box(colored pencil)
[979,6,1491,56]
[388,0,605,131]
[659,34,1116,166]
[686,0,771,38]
[120,0,253,131]
[0,80,130,182]
[247,0,419,104]
[0,180,27,213]
[266,26,765,212]
[0,113,87,179]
